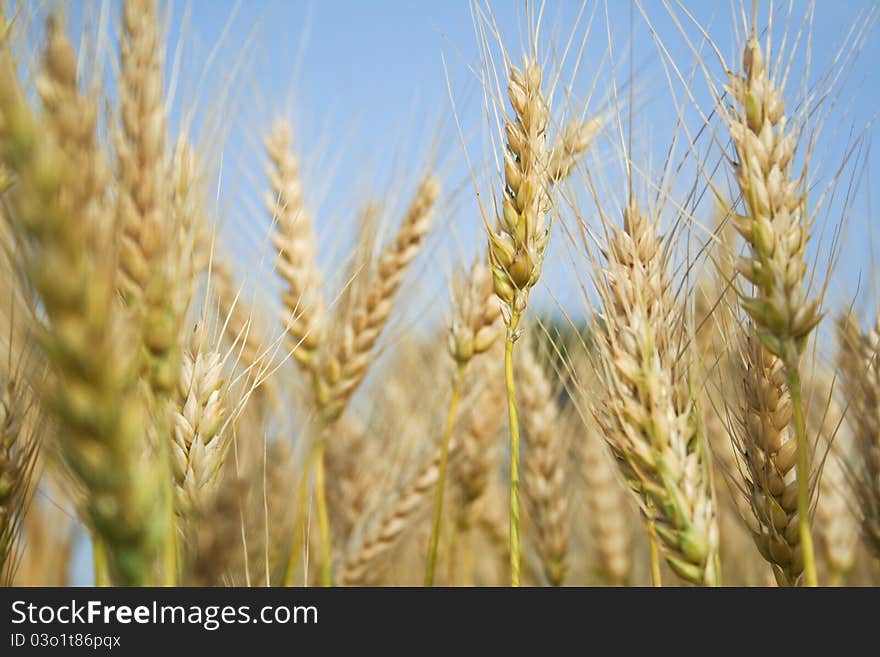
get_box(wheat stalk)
[593,200,720,586]
[723,25,822,585]
[424,257,502,585]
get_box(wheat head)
[594,201,719,586]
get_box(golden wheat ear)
[809,371,859,585]
[837,312,880,558]
[338,437,459,586]
[0,357,40,583]
[0,13,169,585]
[519,337,568,586]
[733,333,805,585]
[592,201,720,587]
[266,121,326,374]
[722,26,823,586]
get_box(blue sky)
[56,1,880,321]
[162,1,879,313]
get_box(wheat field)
[0,0,878,588]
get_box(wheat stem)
[93,541,108,587]
[647,521,662,587]
[283,438,320,586]
[504,323,521,587]
[424,361,466,586]
[314,437,331,586]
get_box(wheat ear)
[339,438,459,586]
[171,328,229,518]
[325,415,370,544]
[170,139,211,313]
[308,175,437,585]
[0,27,168,584]
[266,121,325,372]
[115,0,186,400]
[548,117,601,183]
[594,201,720,586]
[735,334,804,584]
[724,28,822,585]
[453,351,505,527]
[424,257,501,585]
[0,366,37,579]
[837,313,880,557]
[519,341,568,586]
[810,371,858,584]
[580,424,631,585]
[320,174,439,421]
